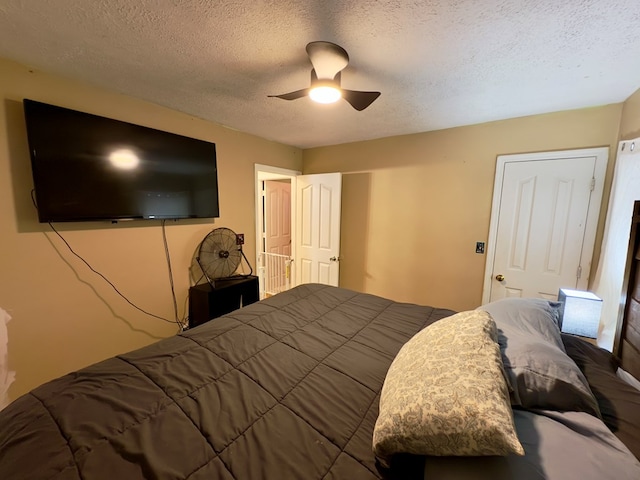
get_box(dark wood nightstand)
[188,276,259,329]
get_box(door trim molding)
[254,164,301,294]
[481,147,609,304]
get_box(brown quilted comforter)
[0,284,454,479]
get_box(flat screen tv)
[23,99,220,223]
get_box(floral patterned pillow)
[372,310,524,467]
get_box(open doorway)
[255,165,299,299]
[255,165,343,298]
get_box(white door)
[295,173,342,286]
[483,148,608,303]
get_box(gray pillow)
[478,297,601,417]
[480,298,564,349]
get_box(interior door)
[265,180,291,256]
[484,148,608,302]
[295,173,342,286]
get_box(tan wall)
[0,58,302,401]
[620,87,640,140]
[303,105,622,312]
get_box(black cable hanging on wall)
[31,189,187,331]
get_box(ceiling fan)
[269,41,381,111]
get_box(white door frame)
[481,147,609,304]
[254,164,301,291]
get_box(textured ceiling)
[1,1,639,148]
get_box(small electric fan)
[196,227,252,287]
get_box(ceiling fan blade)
[342,89,381,111]
[306,41,349,80]
[268,88,309,101]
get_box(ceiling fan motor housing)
[269,41,381,111]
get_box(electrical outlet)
[236,233,245,245]
[476,242,485,254]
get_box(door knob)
[495,274,505,282]
[330,256,340,262]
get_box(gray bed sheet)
[421,409,640,479]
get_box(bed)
[0,283,639,479]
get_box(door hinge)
[590,177,596,192]
[577,265,582,279]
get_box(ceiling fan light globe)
[309,86,342,104]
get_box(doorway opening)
[255,165,299,299]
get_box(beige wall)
[620,87,640,140]
[2,52,636,403]
[303,105,623,312]
[0,58,302,401]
